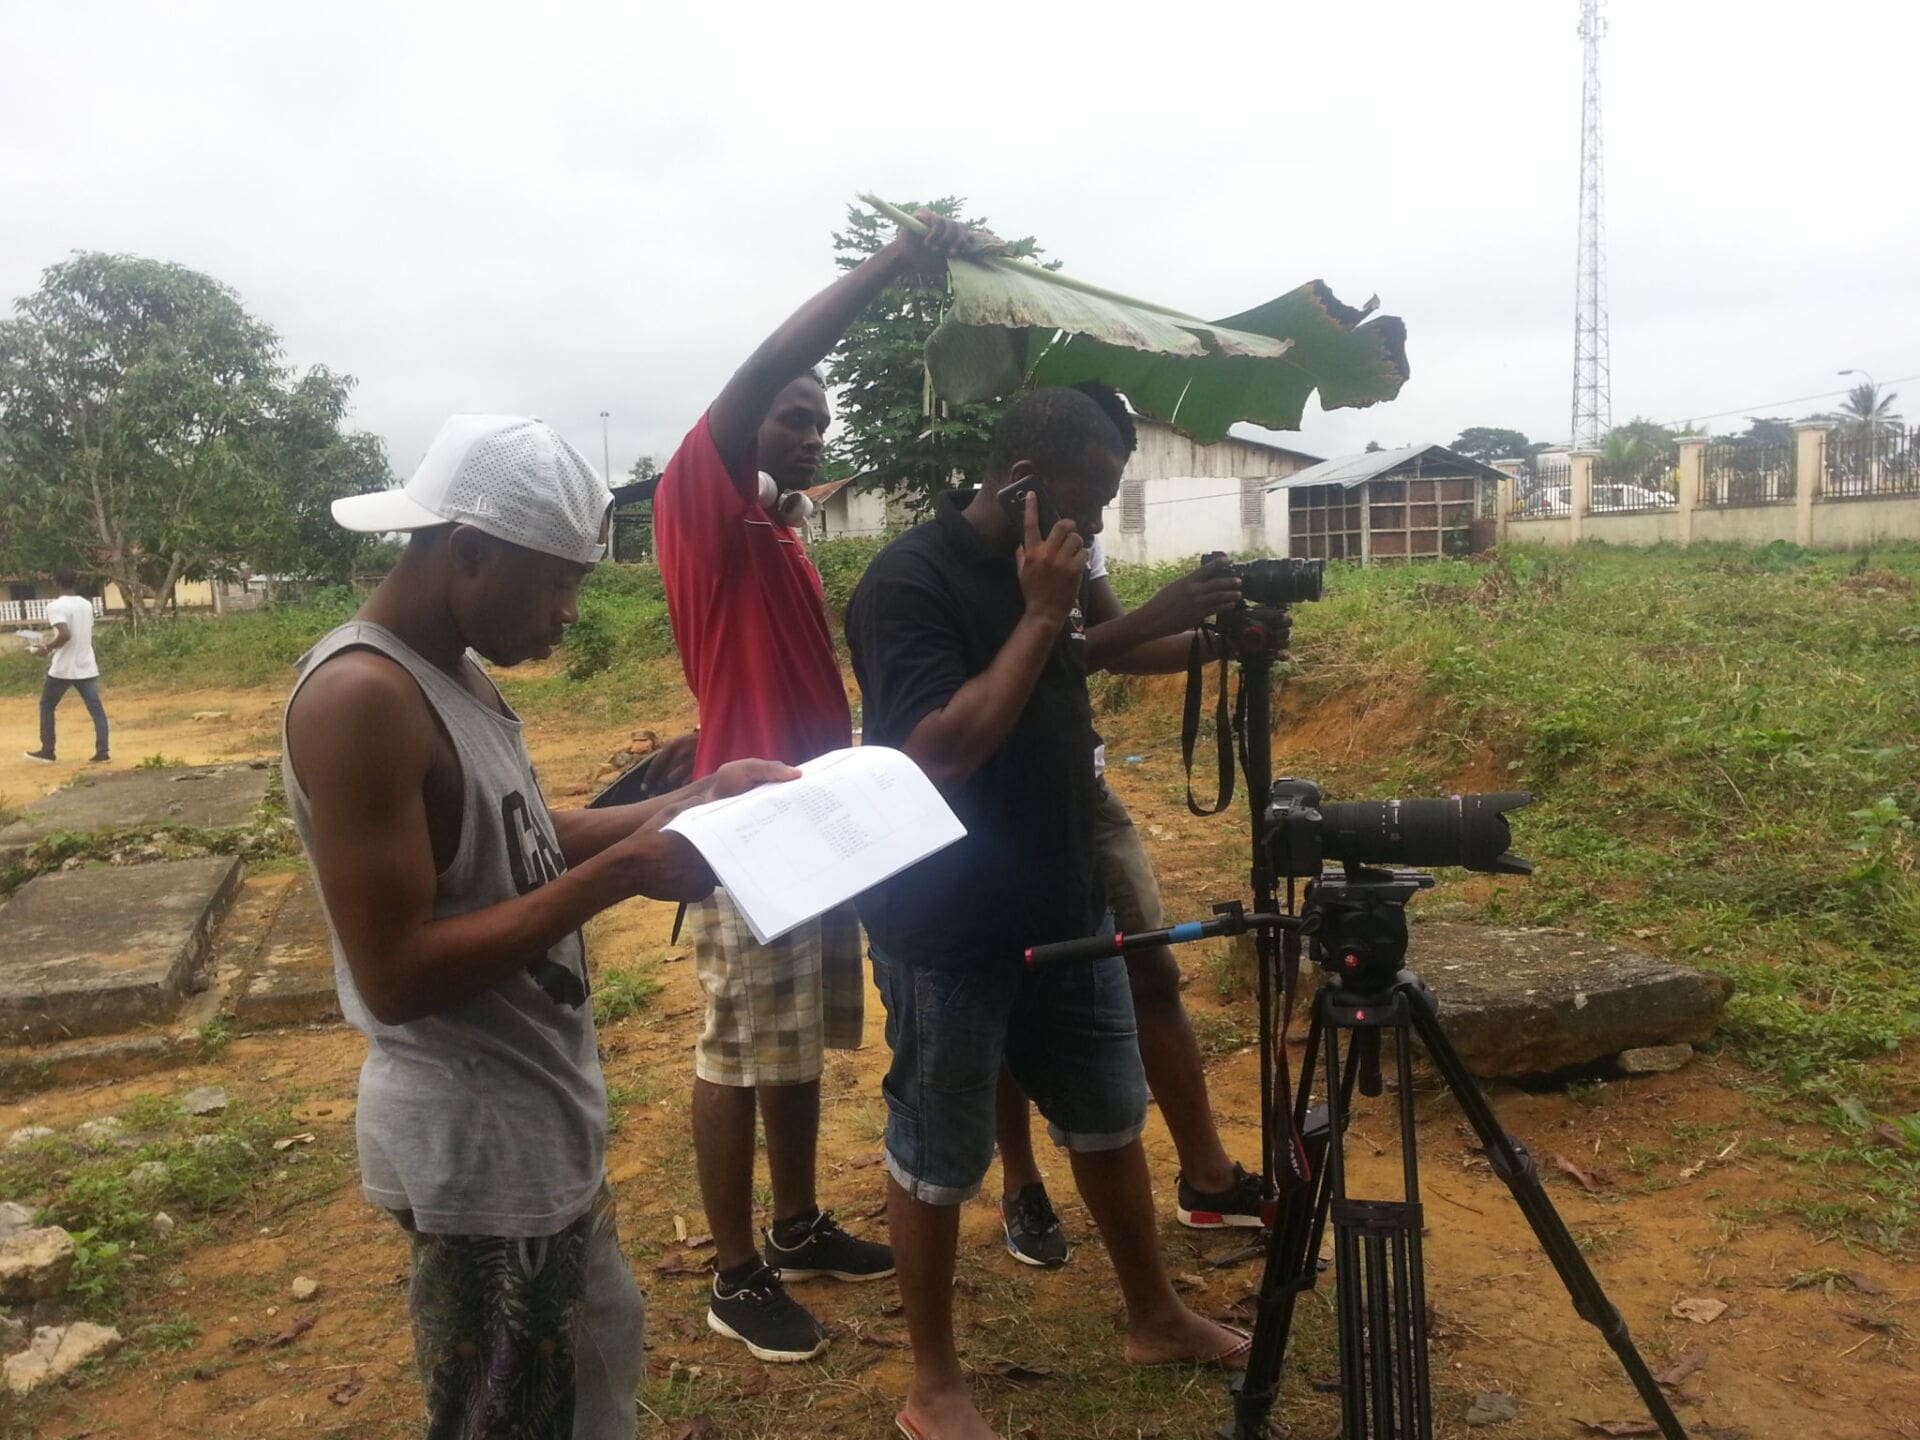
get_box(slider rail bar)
[1025,912,1298,968]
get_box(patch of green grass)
[136,753,187,769]
[593,967,664,1026]
[129,1312,201,1356]
[197,1015,236,1060]
[0,1098,349,1317]
[1273,545,1920,1111]
[1192,1014,1250,1057]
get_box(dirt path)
[4,678,1915,1440]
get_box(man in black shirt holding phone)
[847,388,1246,1440]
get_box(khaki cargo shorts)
[690,890,864,1088]
[1093,782,1168,933]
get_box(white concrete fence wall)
[1502,424,1919,551]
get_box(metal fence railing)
[1589,451,1680,514]
[1701,439,1794,507]
[1508,457,1573,517]
[1823,424,1919,500]
[0,597,106,626]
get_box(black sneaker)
[763,1209,894,1282]
[89,753,110,764]
[1001,1182,1070,1268]
[22,750,54,765]
[707,1260,829,1362]
[1177,1163,1267,1229]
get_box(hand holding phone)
[997,476,1062,536]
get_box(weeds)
[593,967,664,1026]
[0,1096,348,1317]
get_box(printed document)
[662,746,965,945]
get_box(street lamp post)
[599,410,614,561]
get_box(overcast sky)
[4,0,1915,479]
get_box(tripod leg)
[1403,986,1689,1440]
[1226,993,1372,1440]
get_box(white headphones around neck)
[757,471,815,527]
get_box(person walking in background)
[23,567,109,765]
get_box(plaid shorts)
[690,891,864,1087]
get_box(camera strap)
[1181,627,1235,817]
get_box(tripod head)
[1303,863,1436,997]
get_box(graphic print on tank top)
[502,790,589,1009]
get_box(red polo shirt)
[653,414,852,779]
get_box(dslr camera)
[1202,553,1324,664]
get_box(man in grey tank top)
[283,415,797,1439]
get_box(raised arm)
[889,497,1087,792]
[285,653,717,1025]
[704,209,970,483]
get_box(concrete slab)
[235,876,340,1030]
[1408,922,1733,1079]
[0,857,241,1045]
[0,763,273,859]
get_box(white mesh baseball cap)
[332,415,613,564]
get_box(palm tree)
[1827,382,1902,439]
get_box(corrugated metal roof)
[803,477,856,504]
[1264,444,1509,492]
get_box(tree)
[1824,381,1902,439]
[239,367,393,593]
[627,454,660,485]
[0,253,384,621]
[826,198,1048,508]
[1449,426,1540,463]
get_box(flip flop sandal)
[1134,1325,1254,1369]
[895,1412,929,1440]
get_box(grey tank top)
[282,622,606,1237]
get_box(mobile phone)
[997,476,1063,536]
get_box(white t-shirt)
[44,595,99,681]
[1086,538,1108,778]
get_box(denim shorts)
[870,947,1149,1205]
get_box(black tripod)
[1042,604,1687,1440]
[1221,868,1688,1440]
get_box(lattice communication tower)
[1571,0,1612,450]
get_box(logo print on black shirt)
[501,791,588,1009]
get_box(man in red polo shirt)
[653,208,967,1363]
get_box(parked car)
[1590,483,1678,512]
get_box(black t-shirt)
[846,492,1103,970]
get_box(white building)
[794,415,1320,561]
[1099,417,1321,566]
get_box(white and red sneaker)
[1176,1163,1267,1229]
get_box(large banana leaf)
[870,196,1410,444]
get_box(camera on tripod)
[1201,552,1322,663]
[1265,778,1533,880]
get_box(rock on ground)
[290,1276,319,1301]
[0,1314,24,1351]
[3,1322,122,1395]
[128,1161,170,1190]
[1465,1392,1521,1426]
[1409,923,1733,1078]
[0,1228,76,1303]
[182,1085,229,1116]
[0,1204,36,1237]
[4,1129,54,1151]
[1618,1042,1695,1074]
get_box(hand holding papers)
[662,746,965,945]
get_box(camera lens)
[1234,558,1324,606]
[1318,793,1532,875]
